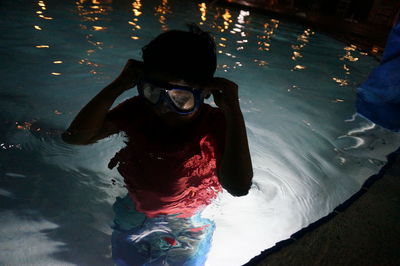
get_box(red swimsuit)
[107,96,225,218]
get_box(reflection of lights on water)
[270,18,279,24]
[34,25,42,30]
[132,0,142,17]
[129,0,142,39]
[229,10,249,53]
[291,51,302,60]
[0,143,22,150]
[237,10,249,24]
[54,110,62,115]
[297,29,313,44]
[78,59,99,67]
[92,26,107,31]
[233,61,243,69]
[344,44,357,51]
[36,2,53,19]
[340,52,359,62]
[291,44,303,50]
[256,19,278,53]
[332,99,345,103]
[199,2,207,23]
[293,65,305,70]
[336,44,361,87]
[221,9,232,32]
[38,0,46,10]
[287,85,299,92]
[16,121,32,130]
[53,60,63,64]
[254,59,268,66]
[154,0,171,30]
[51,72,61,75]
[225,52,236,58]
[289,29,313,70]
[38,15,53,20]
[332,77,348,86]
[35,45,49,48]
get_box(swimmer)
[62,24,253,205]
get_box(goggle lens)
[167,89,195,111]
[140,82,197,112]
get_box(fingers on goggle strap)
[167,90,195,111]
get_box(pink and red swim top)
[107,96,226,218]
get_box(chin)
[157,111,196,126]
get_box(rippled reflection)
[332,44,360,86]
[129,0,142,40]
[198,2,207,25]
[36,0,53,20]
[154,0,171,31]
[290,28,313,71]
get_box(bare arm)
[62,59,143,145]
[206,78,253,196]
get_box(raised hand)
[115,59,145,91]
[203,77,240,112]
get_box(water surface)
[1,0,399,265]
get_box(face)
[143,71,208,127]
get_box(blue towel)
[356,21,400,131]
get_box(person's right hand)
[115,59,144,91]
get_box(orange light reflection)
[199,3,207,23]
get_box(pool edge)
[243,147,400,266]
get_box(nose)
[157,96,173,114]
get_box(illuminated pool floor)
[1,0,399,265]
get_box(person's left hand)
[203,77,240,112]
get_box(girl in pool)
[62,24,253,265]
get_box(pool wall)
[244,148,400,265]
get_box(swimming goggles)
[137,79,204,114]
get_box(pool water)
[1,0,399,265]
